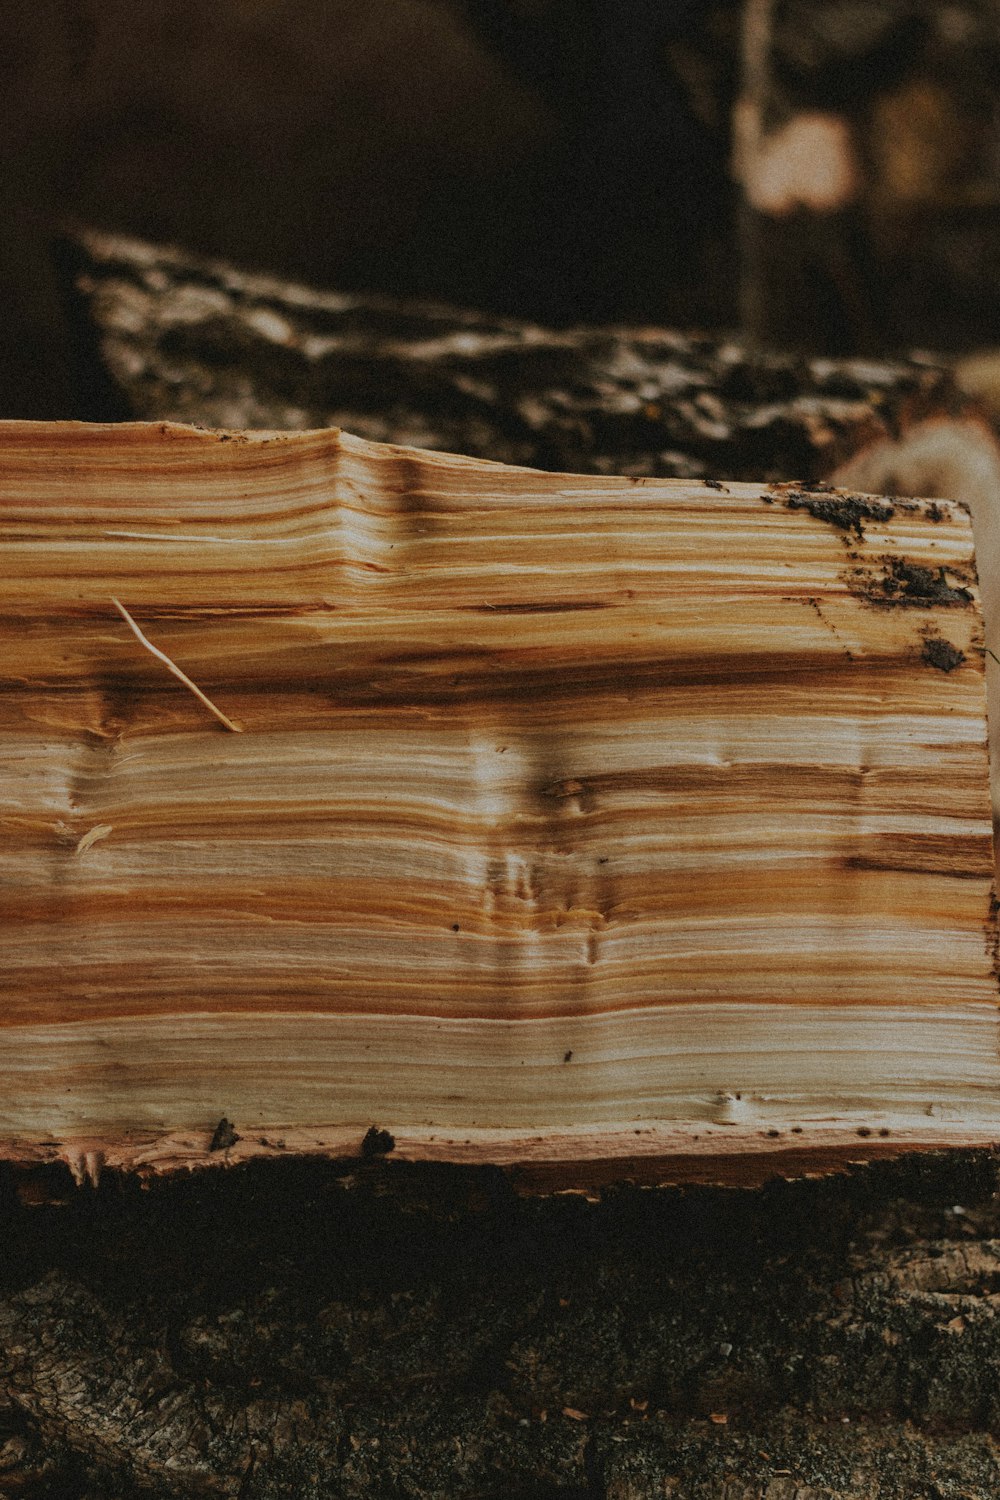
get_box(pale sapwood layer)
[0,420,995,1185]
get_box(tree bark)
[3,1150,1000,1498]
[68,227,979,482]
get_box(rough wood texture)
[2,420,995,1187]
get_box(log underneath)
[1,420,995,1187]
[4,1151,1000,1499]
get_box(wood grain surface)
[0,421,996,1185]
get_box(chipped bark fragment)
[209,1118,240,1152]
[849,557,976,610]
[922,638,966,673]
[361,1127,396,1158]
[885,561,975,607]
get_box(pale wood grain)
[0,421,995,1186]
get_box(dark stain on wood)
[786,490,895,538]
[922,637,966,672]
[361,1126,396,1158]
[209,1117,240,1152]
[467,600,611,614]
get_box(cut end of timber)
[1,420,997,1190]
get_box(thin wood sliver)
[111,596,243,733]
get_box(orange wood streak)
[0,421,995,1185]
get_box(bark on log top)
[1,420,995,1187]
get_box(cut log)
[1,420,996,1189]
[66,226,1000,870]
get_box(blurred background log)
[66,226,993,485]
[736,0,1000,353]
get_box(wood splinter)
[111,596,243,733]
